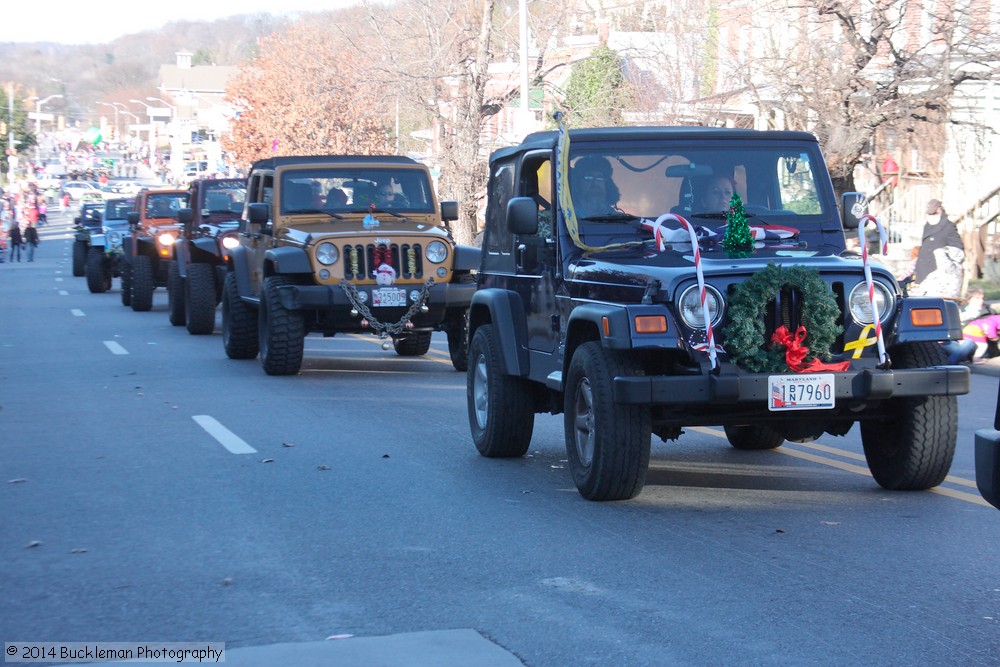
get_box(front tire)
[259,276,305,375]
[222,272,258,359]
[860,342,957,490]
[724,424,785,450]
[167,261,186,326]
[130,254,154,312]
[85,248,110,293]
[467,324,534,457]
[564,342,651,501]
[185,263,217,335]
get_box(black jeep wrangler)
[468,125,970,501]
[222,155,478,375]
[171,178,247,334]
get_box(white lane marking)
[71,309,85,317]
[103,341,129,355]
[58,290,69,296]
[55,277,64,282]
[192,416,257,454]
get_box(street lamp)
[34,94,63,162]
[146,96,176,114]
[98,102,119,142]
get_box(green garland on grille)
[722,263,843,373]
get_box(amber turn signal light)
[910,309,943,326]
[633,315,667,334]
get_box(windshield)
[280,168,435,215]
[200,181,247,216]
[145,193,188,219]
[564,143,833,255]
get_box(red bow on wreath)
[770,325,850,373]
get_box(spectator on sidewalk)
[7,222,23,262]
[24,223,39,262]
[909,199,965,300]
[943,313,1000,364]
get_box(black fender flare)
[895,297,963,344]
[264,246,312,275]
[469,289,529,376]
[454,245,482,272]
[174,243,189,277]
[227,245,255,298]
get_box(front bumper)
[614,365,970,405]
[275,280,475,324]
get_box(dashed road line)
[58,290,68,296]
[71,309,85,317]
[103,341,129,355]
[192,415,257,454]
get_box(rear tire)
[185,263,217,335]
[724,424,785,450]
[221,272,258,359]
[120,261,132,306]
[130,255,154,312]
[85,248,109,293]
[259,276,305,375]
[467,325,534,458]
[72,240,87,276]
[860,342,958,490]
[167,261,186,326]
[392,331,432,356]
[447,311,469,372]
[564,342,651,501]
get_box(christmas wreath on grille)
[722,263,845,374]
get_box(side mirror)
[247,202,269,225]
[177,207,193,233]
[440,201,459,222]
[841,192,866,230]
[507,196,539,236]
[127,211,139,229]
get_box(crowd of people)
[1,183,46,263]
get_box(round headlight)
[108,231,121,245]
[316,242,339,265]
[678,284,724,329]
[221,235,240,250]
[848,280,893,324]
[158,232,176,246]
[425,241,448,263]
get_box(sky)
[0,0,360,45]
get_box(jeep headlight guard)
[848,280,893,324]
[316,242,339,265]
[425,241,448,263]
[678,284,724,330]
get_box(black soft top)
[250,155,421,171]
[490,126,819,163]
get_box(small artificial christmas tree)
[722,192,754,259]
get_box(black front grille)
[342,243,424,281]
[723,279,847,353]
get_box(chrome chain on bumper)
[338,278,435,338]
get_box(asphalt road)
[2,208,999,666]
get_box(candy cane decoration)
[857,214,889,366]
[654,213,717,369]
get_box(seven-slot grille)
[341,242,425,281]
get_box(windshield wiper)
[579,212,642,223]
[284,208,344,219]
[348,208,404,219]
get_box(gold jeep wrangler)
[222,155,479,375]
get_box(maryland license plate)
[372,287,407,307]
[768,373,835,411]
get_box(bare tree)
[744,0,1000,194]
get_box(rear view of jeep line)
[468,125,969,501]
[222,155,478,375]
